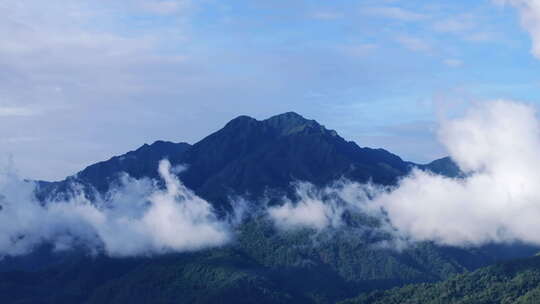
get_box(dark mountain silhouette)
[37,112,455,208]
[172,112,413,208]
[37,140,191,201]
[419,156,462,178]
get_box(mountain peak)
[267,111,305,120]
[264,112,330,136]
[224,115,258,127]
[265,112,309,125]
[221,112,334,137]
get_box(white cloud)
[310,11,343,20]
[432,15,475,33]
[497,0,540,58]
[0,107,36,117]
[429,13,497,43]
[341,44,379,57]
[443,58,464,67]
[372,100,540,246]
[0,0,194,180]
[268,183,344,230]
[137,0,191,15]
[267,182,382,231]
[361,6,428,21]
[0,160,233,257]
[396,35,432,52]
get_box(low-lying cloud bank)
[0,160,232,257]
[267,181,382,231]
[269,100,540,247]
[381,100,540,246]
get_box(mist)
[267,181,383,231]
[269,100,540,248]
[0,160,232,257]
[377,100,540,246]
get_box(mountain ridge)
[7,111,537,304]
[38,112,456,207]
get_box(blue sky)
[1,0,540,180]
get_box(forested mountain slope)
[341,255,540,304]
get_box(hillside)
[1,220,537,304]
[340,255,540,304]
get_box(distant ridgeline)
[36,112,460,209]
[4,112,536,304]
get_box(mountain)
[340,254,540,304]
[172,112,413,208]
[9,112,528,304]
[37,140,191,201]
[419,156,463,178]
[38,112,450,208]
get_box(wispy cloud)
[443,58,464,67]
[0,107,36,117]
[432,14,475,33]
[496,0,540,58]
[396,35,432,52]
[0,0,196,179]
[431,13,498,43]
[310,11,343,20]
[136,0,192,15]
[341,43,379,57]
[361,6,428,22]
